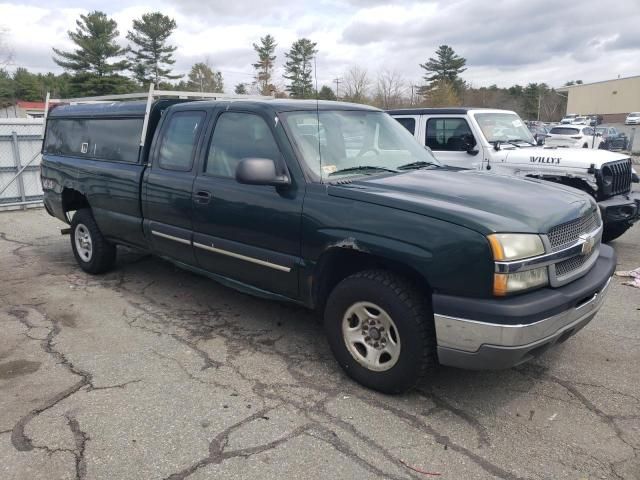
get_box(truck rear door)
[190,109,304,299]
[142,108,209,265]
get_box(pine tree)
[13,68,41,101]
[127,12,181,86]
[0,69,15,106]
[283,38,317,99]
[52,11,132,95]
[186,63,224,93]
[317,85,336,101]
[420,45,466,95]
[234,83,247,95]
[252,34,277,96]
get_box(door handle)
[194,190,211,204]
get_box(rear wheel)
[70,209,116,273]
[324,270,436,393]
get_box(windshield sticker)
[512,120,523,127]
[322,165,338,174]
[530,156,561,164]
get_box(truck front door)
[191,110,304,299]
[142,109,208,265]
[422,115,483,169]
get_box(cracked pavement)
[1,209,639,480]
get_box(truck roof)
[386,107,497,115]
[49,99,379,119]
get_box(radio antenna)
[314,55,322,180]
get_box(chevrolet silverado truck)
[388,108,640,242]
[41,97,616,393]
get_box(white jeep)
[388,108,639,242]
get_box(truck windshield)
[474,112,536,144]
[281,110,440,181]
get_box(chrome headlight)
[488,233,548,296]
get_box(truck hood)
[328,168,595,235]
[498,145,629,169]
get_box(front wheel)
[324,270,436,393]
[602,222,632,243]
[70,209,116,273]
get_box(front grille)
[554,253,590,278]
[602,158,632,196]
[547,210,601,251]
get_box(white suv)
[625,112,640,125]
[546,125,603,149]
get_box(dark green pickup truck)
[41,98,616,393]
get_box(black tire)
[582,144,589,148]
[602,222,631,243]
[324,269,436,394]
[70,209,116,274]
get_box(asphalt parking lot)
[1,208,639,480]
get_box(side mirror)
[236,158,290,187]
[462,134,478,155]
[537,138,545,146]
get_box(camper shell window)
[44,117,144,163]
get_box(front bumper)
[432,244,616,370]
[599,191,640,225]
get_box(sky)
[1,0,640,94]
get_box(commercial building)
[557,75,640,123]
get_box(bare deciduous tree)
[1,26,14,66]
[374,70,406,109]
[343,65,370,104]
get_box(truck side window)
[206,112,281,178]
[157,111,205,171]
[426,118,475,151]
[395,118,416,135]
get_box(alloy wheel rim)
[342,301,401,372]
[74,223,93,262]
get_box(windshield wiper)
[328,166,397,176]
[506,139,535,147]
[397,161,440,171]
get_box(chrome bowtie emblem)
[579,234,595,256]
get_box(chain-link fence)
[0,119,44,210]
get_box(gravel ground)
[1,208,639,480]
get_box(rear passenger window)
[395,117,416,135]
[157,112,205,171]
[206,112,281,177]
[426,118,474,151]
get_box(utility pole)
[333,78,342,100]
[537,93,541,121]
[410,85,420,105]
[197,70,203,93]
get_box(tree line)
[0,11,568,121]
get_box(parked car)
[560,114,579,124]
[42,97,617,393]
[545,125,604,149]
[571,116,589,125]
[586,115,603,126]
[625,112,640,125]
[595,126,628,151]
[387,108,639,242]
